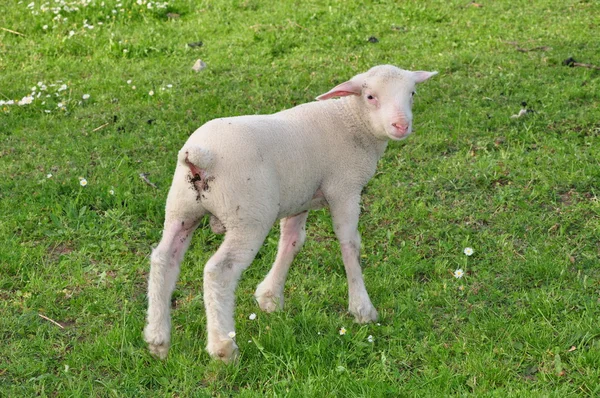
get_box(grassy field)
[2,0,600,396]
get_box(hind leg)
[255,211,308,312]
[203,222,273,362]
[144,166,204,359]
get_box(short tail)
[178,145,214,175]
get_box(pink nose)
[392,122,409,134]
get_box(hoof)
[207,339,239,363]
[350,303,379,324]
[144,325,170,360]
[148,343,170,360]
[254,284,283,313]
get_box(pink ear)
[412,71,438,83]
[315,80,362,101]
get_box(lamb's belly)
[277,189,327,219]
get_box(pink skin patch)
[184,153,203,178]
[184,152,214,195]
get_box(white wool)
[144,65,437,362]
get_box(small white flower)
[126,80,132,84]
[464,247,474,256]
[32,86,37,91]
[58,84,67,92]
[166,84,172,88]
[47,173,53,178]
[68,30,74,37]
[44,110,51,113]
[43,25,48,30]
[123,49,128,53]
[248,313,256,320]
[131,86,136,90]
[339,327,347,335]
[57,102,64,108]
[453,268,464,279]
[18,95,34,105]
[109,189,115,195]
[228,331,236,339]
[79,178,87,187]
[82,94,90,100]
[148,90,154,96]
[64,364,69,372]
[367,335,374,343]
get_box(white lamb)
[144,65,437,362]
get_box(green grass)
[2,0,600,396]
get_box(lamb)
[143,65,437,362]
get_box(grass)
[1,0,600,396]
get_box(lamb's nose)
[392,122,409,134]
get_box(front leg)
[329,195,378,323]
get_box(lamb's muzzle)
[144,64,437,362]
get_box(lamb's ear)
[315,79,362,101]
[412,71,438,83]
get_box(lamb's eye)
[411,91,416,97]
[367,95,374,100]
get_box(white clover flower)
[109,189,115,195]
[339,327,347,335]
[58,84,67,92]
[131,85,136,90]
[248,313,256,320]
[79,178,87,187]
[126,80,132,84]
[43,25,48,30]
[228,331,236,339]
[82,94,90,100]
[18,95,34,105]
[367,335,374,343]
[453,268,464,279]
[148,90,154,96]
[464,247,474,256]
[47,173,53,178]
[57,102,65,108]
[68,30,74,37]
[123,49,128,53]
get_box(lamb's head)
[316,65,437,141]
